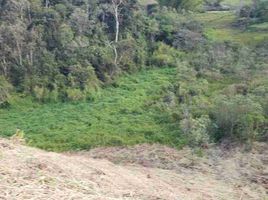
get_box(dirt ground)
[0,138,267,199]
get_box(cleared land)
[0,138,267,200]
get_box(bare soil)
[0,138,267,199]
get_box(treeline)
[0,0,149,103]
[0,0,267,103]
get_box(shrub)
[117,38,140,72]
[68,63,99,92]
[152,43,185,67]
[180,115,211,147]
[190,42,255,76]
[239,1,268,23]
[239,5,252,18]
[254,0,268,22]
[173,29,205,51]
[10,129,25,144]
[66,88,86,101]
[33,86,54,103]
[211,95,265,142]
[0,76,12,108]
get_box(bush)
[211,95,265,142]
[33,85,61,103]
[0,76,12,108]
[180,115,211,147]
[33,86,59,103]
[117,38,140,72]
[239,1,268,23]
[190,42,255,76]
[239,5,252,18]
[255,0,268,22]
[152,43,185,67]
[68,64,99,91]
[66,88,86,101]
[173,29,205,51]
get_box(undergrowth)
[0,67,185,152]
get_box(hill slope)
[0,138,267,200]
[0,68,181,151]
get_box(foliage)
[0,0,267,151]
[0,68,186,151]
[0,76,12,108]
[211,95,265,142]
[151,43,184,67]
[157,0,204,11]
[0,0,147,101]
[180,114,211,147]
[239,0,268,22]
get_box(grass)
[0,67,184,152]
[139,0,158,6]
[193,11,268,45]
[248,22,268,31]
[194,11,236,28]
[204,27,268,44]
[222,0,252,7]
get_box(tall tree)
[111,0,123,43]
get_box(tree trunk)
[16,41,22,66]
[239,0,244,9]
[27,3,32,23]
[112,0,122,43]
[238,0,244,13]
[1,57,8,77]
[113,44,118,67]
[111,0,123,71]
[45,0,49,8]
[115,6,119,43]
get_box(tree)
[45,0,50,8]
[106,0,126,71]
[111,0,122,43]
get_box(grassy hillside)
[0,67,184,151]
[193,11,268,45]
[222,0,252,7]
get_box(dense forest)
[0,0,267,151]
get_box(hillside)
[0,1,267,199]
[0,68,180,151]
[1,0,267,152]
[0,138,267,200]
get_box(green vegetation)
[222,0,252,7]
[0,0,267,151]
[0,68,185,151]
[205,27,268,44]
[193,11,268,45]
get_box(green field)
[0,67,185,152]
[193,11,268,45]
[222,0,252,7]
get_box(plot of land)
[0,139,267,200]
